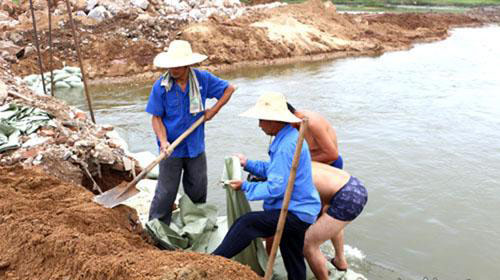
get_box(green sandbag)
[145,195,221,252]
[222,156,267,276]
[55,81,71,89]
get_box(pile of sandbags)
[23,66,83,95]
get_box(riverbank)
[3,0,499,85]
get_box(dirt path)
[0,166,260,280]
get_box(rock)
[75,10,87,17]
[189,8,203,21]
[22,136,50,148]
[0,80,7,105]
[55,135,69,145]
[106,59,128,76]
[0,260,10,269]
[85,0,98,11]
[131,0,149,10]
[74,111,88,120]
[88,6,111,21]
[122,156,133,171]
[136,13,156,27]
[101,124,114,131]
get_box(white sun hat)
[240,92,302,123]
[153,40,208,68]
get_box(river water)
[60,25,500,279]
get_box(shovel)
[93,116,206,208]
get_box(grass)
[330,0,500,6]
[274,0,500,6]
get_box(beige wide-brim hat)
[240,92,302,123]
[153,40,208,68]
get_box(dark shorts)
[331,154,343,170]
[327,176,367,222]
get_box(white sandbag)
[64,76,83,83]
[68,81,84,88]
[23,74,39,86]
[52,69,66,76]
[129,151,159,179]
[55,81,71,89]
[54,72,72,82]
[63,66,81,74]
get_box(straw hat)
[153,40,207,68]
[240,92,302,123]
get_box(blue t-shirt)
[242,124,321,224]
[145,68,229,158]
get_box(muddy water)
[61,25,500,280]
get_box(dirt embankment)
[3,0,496,83]
[0,166,260,280]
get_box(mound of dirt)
[0,166,260,280]
[3,0,488,82]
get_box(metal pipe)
[64,0,96,123]
[48,0,55,96]
[29,0,48,96]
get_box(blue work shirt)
[242,124,321,224]
[145,68,229,158]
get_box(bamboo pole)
[47,0,55,96]
[264,118,308,280]
[28,0,48,96]
[64,0,96,123]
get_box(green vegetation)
[261,0,499,13]
[274,0,500,6]
[330,0,500,7]
[335,4,469,12]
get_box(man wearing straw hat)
[146,40,235,225]
[212,92,321,280]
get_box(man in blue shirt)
[146,40,235,225]
[212,92,321,280]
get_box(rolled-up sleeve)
[205,71,228,100]
[146,79,164,116]
[242,150,290,201]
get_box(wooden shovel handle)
[117,116,206,198]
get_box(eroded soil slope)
[0,166,260,280]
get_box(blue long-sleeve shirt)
[242,124,321,224]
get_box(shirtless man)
[287,103,343,169]
[303,162,368,279]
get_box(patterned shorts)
[327,176,368,222]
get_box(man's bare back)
[296,110,339,164]
[311,161,350,206]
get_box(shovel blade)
[93,183,140,208]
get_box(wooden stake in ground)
[48,0,55,96]
[28,0,48,96]
[64,0,96,123]
[264,118,308,280]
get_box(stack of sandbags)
[23,66,84,95]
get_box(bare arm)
[205,84,236,121]
[152,116,169,153]
[309,123,338,163]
